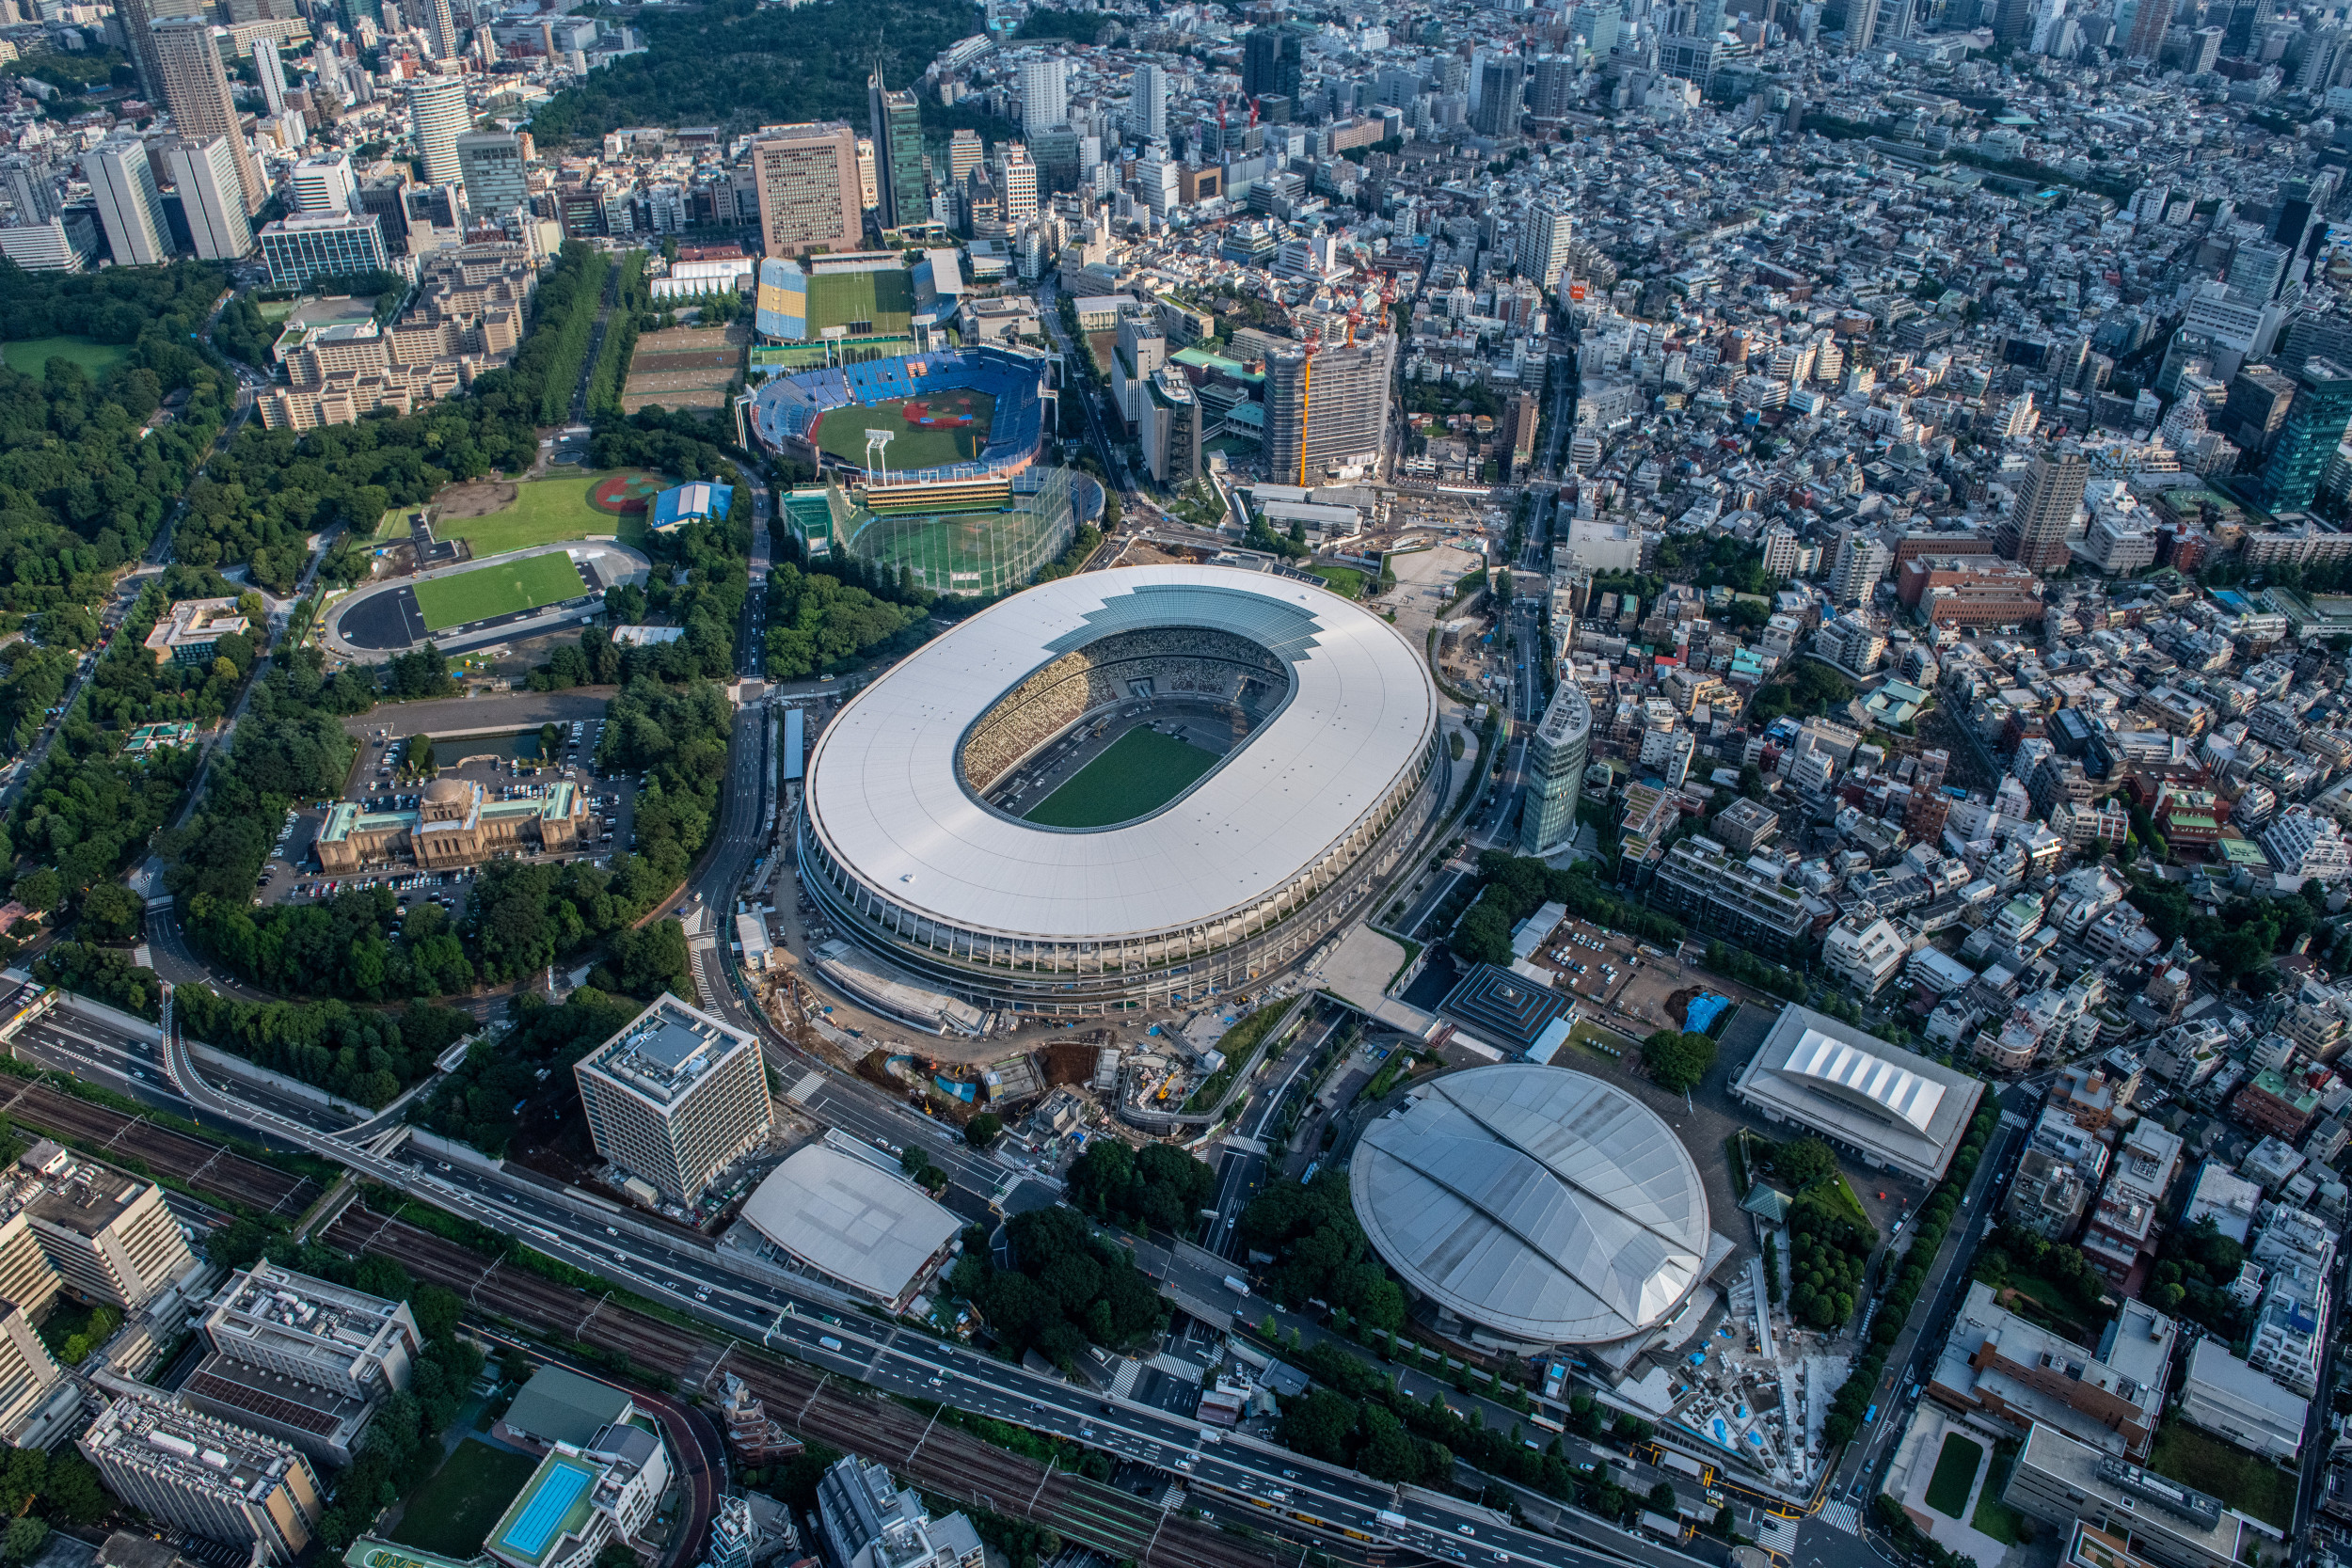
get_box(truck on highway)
[1224,1275,1250,1297]
[818,1336,844,1352]
[1375,1512,1410,1534]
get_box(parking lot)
[257,715,644,907]
[1521,913,1649,1009]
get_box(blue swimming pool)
[501,1464,592,1559]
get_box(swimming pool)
[501,1463,593,1559]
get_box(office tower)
[1242,24,1305,102]
[421,0,456,57]
[250,39,286,116]
[2229,238,2292,301]
[288,150,355,214]
[1264,336,1396,484]
[2,156,56,226]
[2125,0,2173,55]
[153,19,264,214]
[2003,449,2091,572]
[79,1391,325,1564]
[1993,0,2034,43]
[2275,184,2314,254]
[998,145,1038,223]
[1020,56,1068,135]
[84,139,172,264]
[405,76,469,187]
[947,129,983,189]
[454,129,527,216]
[1471,55,1525,135]
[116,0,169,102]
[2186,24,2224,69]
[574,995,773,1206]
[2256,357,2352,514]
[1519,203,1571,288]
[171,138,256,259]
[1132,63,1168,141]
[257,212,389,287]
[2223,0,2271,53]
[1518,686,1593,857]
[1528,54,1578,117]
[1829,530,1892,604]
[868,71,926,232]
[1848,0,1883,47]
[753,123,864,258]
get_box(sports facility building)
[1732,1004,1986,1182]
[1351,1064,1720,1354]
[783,467,1083,599]
[749,344,1049,485]
[797,565,1442,1017]
[751,248,962,368]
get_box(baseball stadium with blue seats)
[749,345,1051,484]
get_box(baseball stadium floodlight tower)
[865,429,895,488]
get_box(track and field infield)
[1023,727,1221,829]
[811,389,996,471]
[411,553,587,632]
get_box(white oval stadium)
[1351,1064,1711,1350]
[796,564,1442,1016]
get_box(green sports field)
[411,553,587,632]
[375,472,654,552]
[1024,727,1221,829]
[813,390,995,472]
[3,336,130,377]
[389,1439,539,1558]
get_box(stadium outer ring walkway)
[321,542,653,663]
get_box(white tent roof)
[739,1145,959,1304]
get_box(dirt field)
[437,480,520,520]
[623,323,746,416]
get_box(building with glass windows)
[257,212,389,289]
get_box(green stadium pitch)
[411,553,586,632]
[1023,728,1221,829]
[812,390,996,471]
[807,269,914,334]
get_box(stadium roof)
[1731,1005,1986,1182]
[1350,1065,1710,1346]
[801,564,1437,942]
[740,1143,960,1307]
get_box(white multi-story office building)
[84,138,170,266]
[200,1262,419,1398]
[288,151,357,215]
[172,138,255,260]
[574,996,772,1207]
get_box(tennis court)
[411,553,587,632]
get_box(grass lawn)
[376,506,424,542]
[1311,565,1366,598]
[1566,1018,1635,1060]
[1999,1272,2111,1343]
[1973,1442,2028,1544]
[389,1439,540,1558]
[1025,726,1220,829]
[3,336,130,377]
[412,553,587,632]
[1925,1433,1984,1518]
[811,389,996,472]
[2147,1424,2296,1529]
[1810,1171,1877,1236]
[431,473,652,556]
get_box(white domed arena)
[796,564,1443,1017]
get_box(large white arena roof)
[740,1143,960,1305]
[1730,1005,1985,1183]
[1350,1064,1710,1346]
[801,564,1438,942]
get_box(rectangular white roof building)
[739,1135,961,1311]
[1732,1004,1986,1182]
[2178,1338,2309,1461]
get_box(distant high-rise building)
[1518,686,1592,857]
[998,145,1037,222]
[1264,335,1396,484]
[1,156,56,226]
[454,129,528,216]
[154,19,264,214]
[1242,24,1305,103]
[1992,0,2035,43]
[1020,56,1068,136]
[421,0,457,58]
[116,0,168,103]
[1847,0,1883,48]
[404,76,469,187]
[288,150,356,214]
[1528,54,1578,117]
[1519,204,1571,288]
[250,40,287,117]
[2229,238,2292,301]
[947,129,983,190]
[1829,530,1892,604]
[2125,0,2173,55]
[1131,63,1168,141]
[2003,449,2091,572]
[2257,357,2352,514]
[868,70,926,232]
[170,137,255,259]
[752,123,864,257]
[1472,55,1525,135]
[574,995,773,1207]
[84,138,171,264]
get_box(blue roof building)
[651,482,734,533]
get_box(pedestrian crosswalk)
[1817,1500,1863,1534]
[1758,1515,1800,1554]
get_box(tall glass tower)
[1518,685,1592,858]
[868,70,927,232]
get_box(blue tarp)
[1685,993,1732,1034]
[934,1076,976,1101]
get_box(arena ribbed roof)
[800,564,1437,942]
[1351,1065,1710,1345]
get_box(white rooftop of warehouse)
[739,1142,959,1305]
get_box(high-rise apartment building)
[1518,686,1593,857]
[947,129,983,189]
[250,39,287,116]
[2,155,57,226]
[421,0,457,58]
[405,77,470,188]
[153,19,264,214]
[752,122,864,258]
[80,1391,325,1563]
[1518,204,1571,289]
[454,130,529,217]
[1829,530,1892,605]
[868,71,926,232]
[83,138,171,265]
[2256,357,2352,515]
[1131,63,1168,141]
[2003,449,2091,572]
[171,138,256,260]
[22,1154,198,1310]
[289,150,356,214]
[116,0,169,103]
[1471,55,1525,135]
[1019,56,1068,136]
[574,995,773,1206]
[1264,336,1396,483]
[2125,0,2174,55]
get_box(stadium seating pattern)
[752,346,1048,483]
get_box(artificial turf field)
[811,390,996,471]
[411,553,587,632]
[1024,727,1221,829]
[388,1439,539,1557]
[1924,1433,1983,1517]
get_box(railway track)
[0,1075,320,1215]
[321,1206,1284,1568]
